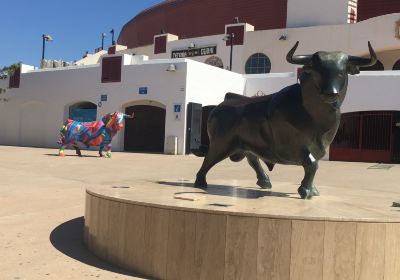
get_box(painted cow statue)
[194,41,377,199]
[58,112,134,157]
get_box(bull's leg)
[194,142,232,189]
[58,146,66,157]
[99,145,105,157]
[73,143,82,157]
[246,153,272,189]
[105,144,112,158]
[298,156,319,199]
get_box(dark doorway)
[124,105,166,152]
[330,111,396,163]
[201,106,217,146]
[69,102,97,122]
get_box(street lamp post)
[223,33,235,71]
[110,29,115,45]
[101,32,107,50]
[41,34,53,61]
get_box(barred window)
[245,53,271,74]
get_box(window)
[245,53,271,74]
[101,56,122,83]
[9,67,21,88]
[69,102,97,122]
[205,56,224,68]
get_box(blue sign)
[101,94,108,101]
[174,104,181,113]
[139,87,148,95]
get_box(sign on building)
[171,46,217,59]
[139,87,148,95]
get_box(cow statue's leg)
[246,153,272,189]
[194,141,232,189]
[72,143,82,157]
[58,146,66,157]
[105,144,112,158]
[99,145,105,157]
[298,153,320,199]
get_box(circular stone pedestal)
[84,179,400,280]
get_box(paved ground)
[0,145,399,280]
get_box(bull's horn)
[124,113,134,119]
[348,41,377,67]
[286,41,312,65]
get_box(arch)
[205,56,224,68]
[19,101,47,147]
[122,99,166,110]
[68,101,97,122]
[123,100,166,153]
[245,53,271,74]
[392,59,400,70]
[360,60,384,71]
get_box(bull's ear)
[347,64,360,75]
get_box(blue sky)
[0,0,162,68]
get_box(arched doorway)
[124,103,166,152]
[69,102,97,122]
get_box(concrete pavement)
[0,145,399,279]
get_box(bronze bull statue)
[194,42,377,199]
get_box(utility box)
[166,136,178,155]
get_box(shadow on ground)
[50,217,149,279]
[44,153,99,158]
[156,180,293,199]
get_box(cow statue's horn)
[286,41,312,65]
[348,41,377,67]
[124,112,134,119]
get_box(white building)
[1,1,400,163]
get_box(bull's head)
[287,41,377,104]
[102,112,134,132]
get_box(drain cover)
[368,164,394,170]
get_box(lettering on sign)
[171,46,217,59]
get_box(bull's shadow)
[156,180,292,199]
[49,217,151,279]
[44,153,98,158]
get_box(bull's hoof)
[194,178,208,189]
[257,178,272,189]
[298,186,313,200]
[311,186,320,196]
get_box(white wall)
[286,0,349,28]
[186,60,245,105]
[244,73,297,97]
[344,71,400,113]
[0,58,244,155]
[124,13,400,74]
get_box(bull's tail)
[191,144,209,157]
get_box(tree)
[0,62,22,79]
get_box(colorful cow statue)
[58,112,134,157]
